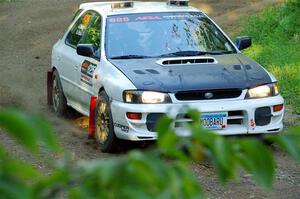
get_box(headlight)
[246,83,279,99]
[123,90,172,104]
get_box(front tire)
[95,91,119,153]
[52,70,68,116]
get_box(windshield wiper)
[205,50,235,55]
[158,50,235,57]
[110,55,152,59]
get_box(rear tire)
[95,90,120,153]
[52,70,68,116]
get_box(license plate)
[201,112,228,130]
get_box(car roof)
[79,1,200,17]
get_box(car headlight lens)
[123,90,172,104]
[246,83,279,99]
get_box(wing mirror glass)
[77,44,99,59]
[236,36,252,50]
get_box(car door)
[75,13,102,111]
[59,11,96,109]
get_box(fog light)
[273,104,283,112]
[126,112,142,120]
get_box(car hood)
[109,54,271,92]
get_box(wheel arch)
[47,67,55,106]
[88,87,107,139]
[47,66,66,106]
[89,86,112,139]
[98,87,105,95]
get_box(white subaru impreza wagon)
[48,0,284,152]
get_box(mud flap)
[47,69,53,106]
[88,96,98,139]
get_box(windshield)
[106,12,236,59]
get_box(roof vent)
[111,1,134,9]
[158,57,217,66]
[167,0,189,6]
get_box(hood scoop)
[157,56,217,66]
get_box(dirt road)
[0,0,299,198]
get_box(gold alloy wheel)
[96,101,110,143]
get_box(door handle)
[74,65,79,70]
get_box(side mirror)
[236,36,252,50]
[77,44,97,58]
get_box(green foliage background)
[0,1,300,198]
[242,0,300,113]
[0,109,300,198]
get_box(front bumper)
[110,95,284,141]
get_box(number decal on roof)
[109,17,130,23]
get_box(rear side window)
[66,11,94,47]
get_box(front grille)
[175,89,242,101]
[175,114,193,128]
[175,111,245,128]
[227,111,244,125]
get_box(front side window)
[106,12,236,59]
[66,11,94,47]
[71,9,83,22]
[79,13,101,48]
